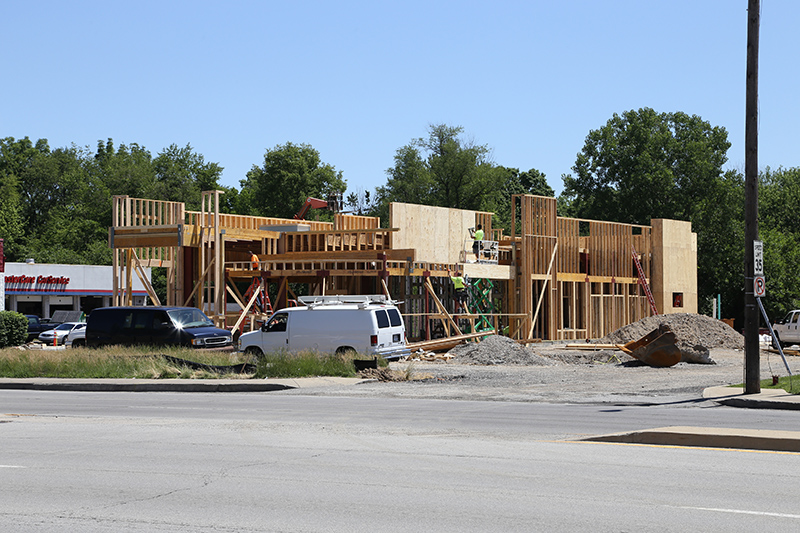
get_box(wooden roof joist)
[109,225,183,248]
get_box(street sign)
[754,275,766,298]
[754,240,764,276]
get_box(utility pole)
[744,0,760,394]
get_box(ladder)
[243,277,272,316]
[632,245,658,316]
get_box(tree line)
[2,108,798,325]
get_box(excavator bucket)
[617,325,682,367]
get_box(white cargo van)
[237,295,409,359]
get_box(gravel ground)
[288,314,800,404]
[314,347,799,404]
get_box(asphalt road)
[2,391,800,532]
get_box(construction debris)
[403,350,454,362]
[597,313,743,364]
[405,331,495,355]
[615,325,681,368]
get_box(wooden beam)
[182,258,215,307]
[529,243,558,339]
[267,248,417,262]
[130,249,162,306]
[424,278,462,336]
[231,281,264,333]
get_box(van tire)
[335,346,357,357]
[73,339,85,347]
[244,346,263,358]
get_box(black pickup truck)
[25,315,59,342]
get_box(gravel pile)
[446,314,743,367]
[597,313,744,364]
[449,335,556,366]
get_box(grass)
[0,345,387,380]
[757,374,800,395]
[252,350,361,379]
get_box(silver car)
[38,322,86,346]
[64,323,87,348]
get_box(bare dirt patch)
[291,314,797,404]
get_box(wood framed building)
[109,192,697,342]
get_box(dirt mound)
[448,335,556,366]
[597,313,743,364]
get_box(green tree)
[152,144,224,210]
[93,139,156,200]
[0,138,26,260]
[378,125,507,218]
[345,188,378,216]
[562,108,731,224]
[239,142,346,219]
[758,167,800,320]
[494,167,554,231]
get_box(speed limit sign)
[754,275,766,298]
[754,240,764,276]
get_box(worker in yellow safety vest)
[447,267,468,313]
[472,224,484,261]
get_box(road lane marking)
[679,506,800,519]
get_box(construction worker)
[249,251,259,270]
[473,224,484,261]
[447,267,468,313]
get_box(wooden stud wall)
[334,213,380,230]
[557,217,581,274]
[588,221,632,278]
[186,211,333,232]
[112,196,185,306]
[282,228,395,253]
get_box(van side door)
[259,312,290,353]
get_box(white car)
[38,322,86,346]
[64,323,87,348]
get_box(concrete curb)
[0,377,370,393]
[584,425,800,452]
[703,385,800,410]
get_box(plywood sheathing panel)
[651,218,697,314]
[390,202,488,264]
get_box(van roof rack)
[297,295,391,306]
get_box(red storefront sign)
[3,274,70,290]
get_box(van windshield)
[168,309,214,329]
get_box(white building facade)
[2,262,150,319]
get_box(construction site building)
[109,192,697,342]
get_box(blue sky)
[3,1,797,197]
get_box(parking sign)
[754,275,766,298]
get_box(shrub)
[0,311,27,348]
